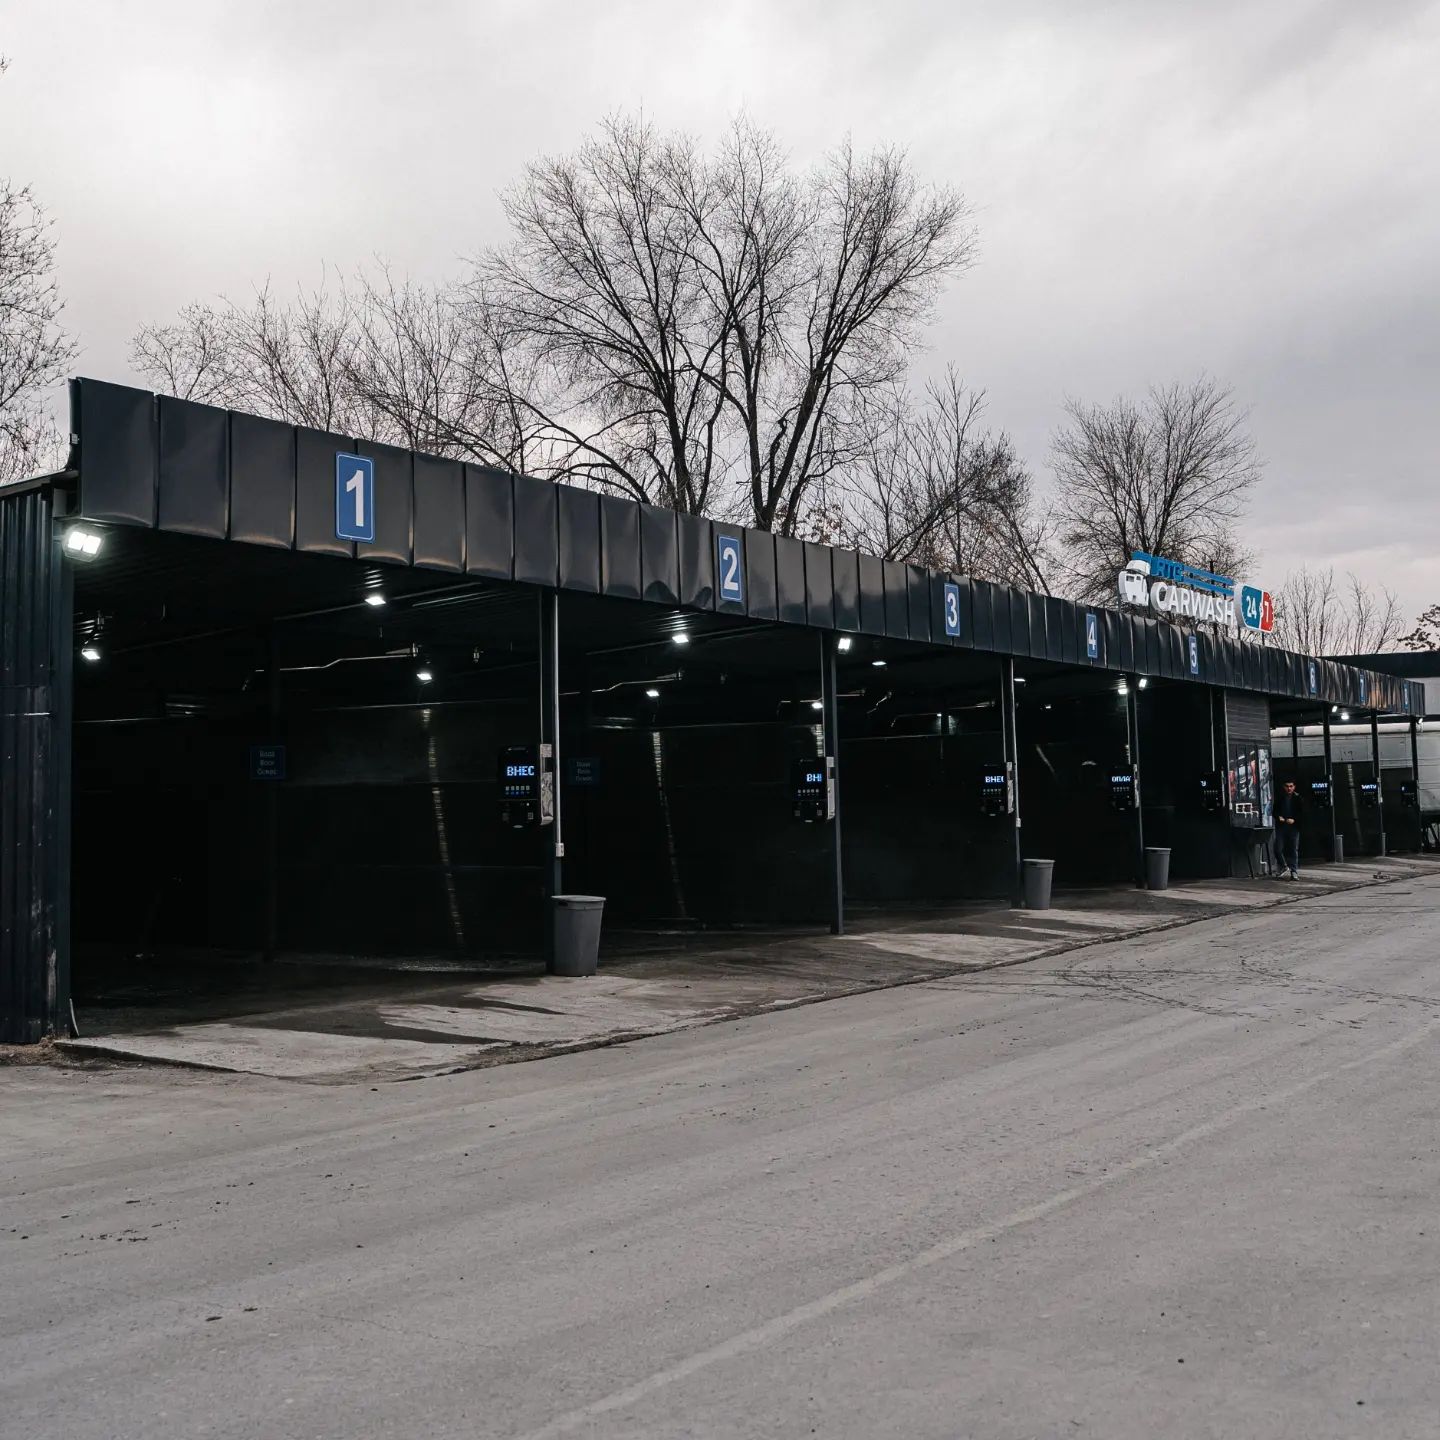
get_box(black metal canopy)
[62,376,1421,717]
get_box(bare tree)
[1049,377,1261,601]
[0,57,78,483]
[1398,604,1440,653]
[1271,565,1405,654]
[132,271,529,469]
[840,370,1051,588]
[477,114,975,528]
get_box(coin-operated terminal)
[1309,777,1333,810]
[791,756,836,823]
[1358,778,1380,809]
[499,743,555,829]
[1199,770,1226,812]
[978,763,1014,819]
[1399,779,1420,809]
[1109,767,1139,813]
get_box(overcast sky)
[6,0,1437,616]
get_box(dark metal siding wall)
[70,377,1418,716]
[0,485,70,1043]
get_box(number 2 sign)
[335,453,375,543]
[716,533,744,604]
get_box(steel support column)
[1000,657,1022,904]
[1127,676,1145,886]
[821,633,844,935]
[262,627,281,961]
[539,592,563,962]
[1371,710,1386,857]
[1322,709,1340,862]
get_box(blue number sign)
[1188,634,1200,676]
[1086,612,1099,660]
[1308,660,1318,696]
[1240,585,1263,630]
[335,453,375,543]
[943,582,961,637]
[716,533,743,604]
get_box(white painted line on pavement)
[515,1016,1440,1440]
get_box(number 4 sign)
[335,453,375,543]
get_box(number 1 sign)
[335,453,375,543]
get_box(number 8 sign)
[335,453,375,543]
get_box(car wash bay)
[0,379,1419,1043]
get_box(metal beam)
[1127,676,1146,885]
[822,633,844,935]
[1000,657,1022,904]
[1322,709,1340,862]
[1372,710,1386,857]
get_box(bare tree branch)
[1,54,78,482]
[1049,376,1261,601]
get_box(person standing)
[1275,778,1303,879]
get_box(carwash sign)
[1118,552,1272,634]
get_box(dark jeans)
[1277,824,1300,874]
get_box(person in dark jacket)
[1275,779,1303,878]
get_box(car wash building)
[0,379,1423,1042]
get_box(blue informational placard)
[1308,660,1318,696]
[1359,674,1367,703]
[565,756,602,786]
[1240,585,1263,630]
[1085,612,1099,660]
[250,744,286,781]
[943,581,961,637]
[1188,634,1200,676]
[335,452,375,543]
[716,533,743,604]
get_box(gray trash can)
[550,895,605,977]
[1022,859,1054,911]
[1331,834,1344,864]
[1145,846,1171,891]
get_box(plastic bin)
[1021,859,1054,911]
[1144,846,1171,891]
[550,895,605,976]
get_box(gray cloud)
[5,0,1436,615]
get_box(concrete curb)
[48,863,1430,1084]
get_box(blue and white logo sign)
[335,452,375,543]
[1188,634,1200,676]
[943,582,961,637]
[1085,612,1099,660]
[716,533,743,604]
[1308,659,1318,696]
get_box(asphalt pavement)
[3,874,1438,1438]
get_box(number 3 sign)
[335,453,375,543]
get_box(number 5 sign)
[335,453,375,543]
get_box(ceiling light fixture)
[364,593,387,608]
[416,668,434,683]
[80,645,102,663]
[1138,677,1149,689]
[810,700,824,711]
[837,636,853,652]
[671,632,690,645]
[645,688,661,699]
[871,659,887,668]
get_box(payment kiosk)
[499,743,555,829]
